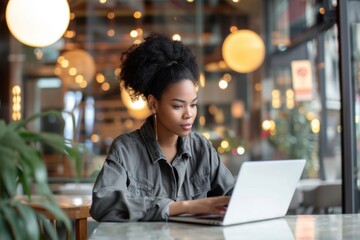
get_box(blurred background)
[1,0,359,214]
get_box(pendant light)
[6,0,70,47]
[222,30,265,73]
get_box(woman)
[90,33,235,222]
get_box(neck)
[157,133,178,148]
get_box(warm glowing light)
[68,67,77,76]
[107,29,115,37]
[91,134,99,143]
[101,82,110,91]
[12,85,21,94]
[286,89,294,109]
[70,12,75,20]
[218,79,228,89]
[124,119,134,128]
[136,28,143,36]
[220,140,230,149]
[134,39,142,45]
[218,61,227,69]
[262,120,272,131]
[255,83,262,91]
[199,116,206,126]
[96,73,105,83]
[230,26,238,33]
[61,59,69,68]
[120,83,151,120]
[6,0,70,47]
[272,89,281,109]
[130,30,138,38]
[202,132,210,139]
[306,112,315,120]
[311,119,320,133]
[217,147,225,154]
[199,72,205,87]
[56,50,96,89]
[231,100,244,118]
[222,30,265,73]
[208,104,218,115]
[12,85,22,121]
[223,73,232,81]
[172,34,181,41]
[128,108,151,120]
[75,75,84,83]
[133,11,142,19]
[114,68,121,77]
[79,81,87,88]
[107,12,115,19]
[64,30,76,38]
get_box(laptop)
[169,159,306,226]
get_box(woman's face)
[155,79,198,138]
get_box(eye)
[173,105,183,110]
[191,103,198,108]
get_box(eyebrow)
[171,97,198,103]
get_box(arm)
[169,196,230,216]
[90,158,172,222]
[167,134,234,216]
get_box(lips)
[180,123,192,131]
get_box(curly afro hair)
[120,33,199,101]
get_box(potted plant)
[0,110,84,240]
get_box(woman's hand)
[169,196,230,216]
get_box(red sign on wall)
[291,60,313,101]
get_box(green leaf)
[37,198,72,232]
[36,212,59,240]
[1,202,26,240]
[0,146,18,197]
[0,109,84,239]
[0,120,8,139]
[0,213,13,240]
[15,201,41,240]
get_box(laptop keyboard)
[196,215,224,221]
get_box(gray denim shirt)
[90,117,235,222]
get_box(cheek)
[158,108,179,121]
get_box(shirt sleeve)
[207,142,235,197]
[90,151,173,222]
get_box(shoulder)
[111,130,141,146]
[189,131,215,151]
[107,130,143,157]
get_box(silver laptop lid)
[223,159,306,225]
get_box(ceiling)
[24,0,263,98]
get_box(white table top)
[89,214,360,240]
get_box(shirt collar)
[140,116,192,164]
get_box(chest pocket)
[190,173,211,199]
[127,176,154,197]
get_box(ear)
[147,95,158,112]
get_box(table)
[88,214,360,240]
[18,195,91,240]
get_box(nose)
[183,106,193,119]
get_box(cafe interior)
[1,0,360,239]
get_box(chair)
[301,183,342,214]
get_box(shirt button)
[146,192,151,196]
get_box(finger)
[214,196,230,206]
